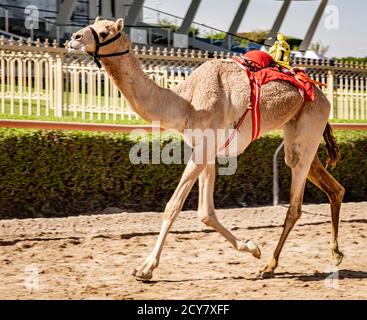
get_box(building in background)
[0,0,329,58]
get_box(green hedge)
[0,129,366,218]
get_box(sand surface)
[0,202,366,300]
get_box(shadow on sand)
[142,270,367,284]
[272,269,367,282]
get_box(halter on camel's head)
[68,17,130,68]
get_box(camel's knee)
[285,143,302,168]
[163,200,180,220]
[198,210,217,227]
[331,185,345,203]
[286,204,302,224]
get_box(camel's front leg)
[132,158,206,280]
[198,163,261,258]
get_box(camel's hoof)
[132,267,153,281]
[332,250,344,266]
[247,240,261,259]
[260,270,275,279]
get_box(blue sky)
[144,0,367,58]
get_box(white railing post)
[1,39,367,123]
[55,54,64,117]
[0,51,4,114]
[327,70,334,118]
[273,140,285,206]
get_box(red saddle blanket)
[218,50,325,152]
[218,51,323,149]
[233,50,318,101]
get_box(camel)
[68,18,345,280]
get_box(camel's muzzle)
[68,40,85,52]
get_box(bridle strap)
[89,27,100,50]
[87,26,130,68]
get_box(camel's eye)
[100,31,109,39]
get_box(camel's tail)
[323,122,341,168]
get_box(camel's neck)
[100,40,191,131]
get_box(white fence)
[1,36,367,122]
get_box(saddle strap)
[217,58,262,153]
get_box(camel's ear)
[94,16,101,23]
[114,18,124,33]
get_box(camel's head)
[68,17,125,55]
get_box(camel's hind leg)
[308,156,345,265]
[198,163,261,258]
[260,154,309,278]
[261,95,330,278]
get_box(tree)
[157,19,178,32]
[157,19,199,37]
[310,41,329,56]
[237,30,268,44]
[236,30,302,50]
[333,56,367,63]
[204,32,226,41]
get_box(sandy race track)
[0,202,366,300]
